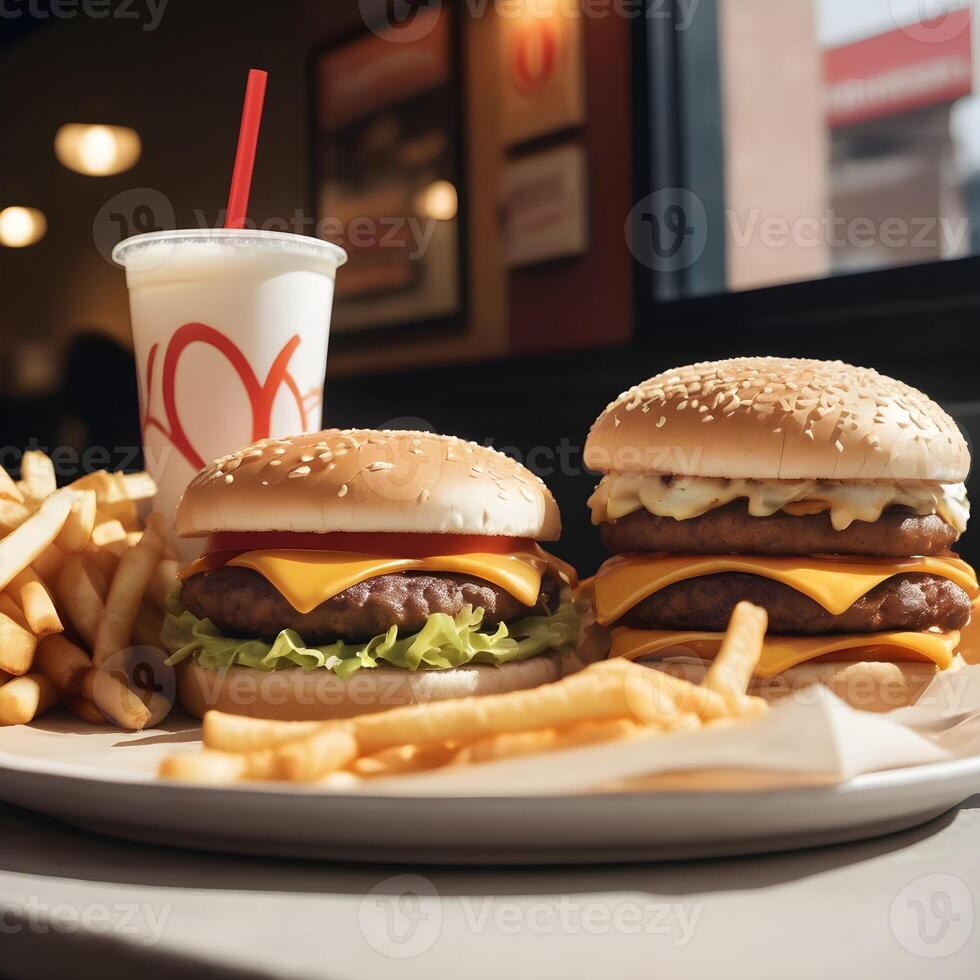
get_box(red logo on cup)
[510,20,558,95]
[142,322,319,471]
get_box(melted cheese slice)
[594,554,979,625]
[608,627,961,679]
[203,548,564,614]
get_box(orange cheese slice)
[607,627,961,679]
[217,548,563,614]
[594,554,979,625]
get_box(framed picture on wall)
[311,5,466,338]
[499,1,586,146]
[501,144,589,267]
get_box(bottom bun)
[647,655,966,713]
[178,630,609,721]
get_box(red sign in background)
[825,8,973,127]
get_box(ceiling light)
[54,124,142,176]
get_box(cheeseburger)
[163,429,582,720]
[585,358,978,711]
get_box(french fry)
[349,659,669,756]
[132,601,164,649]
[90,519,127,548]
[96,499,139,530]
[83,548,119,589]
[120,472,157,501]
[81,668,151,730]
[202,711,325,753]
[69,470,118,502]
[0,592,30,631]
[54,489,96,553]
[63,695,107,726]
[0,465,25,503]
[54,556,105,648]
[35,635,91,693]
[0,491,72,592]
[0,673,59,725]
[10,568,62,638]
[81,558,110,601]
[93,513,165,666]
[160,750,248,784]
[455,719,651,766]
[31,542,64,583]
[19,451,56,501]
[0,498,31,535]
[705,601,769,710]
[623,663,730,724]
[100,531,142,557]
[274,728,359,781]
[147,559,179,612]
[0,611,37,675]
[352,741,459,777]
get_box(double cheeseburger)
[585,358,979,711]
[164,429,582,720]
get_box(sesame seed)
[269,459,282,467]
[367,461,395,472]
[272,448,286,456]
[338,484,348,497]
[656,416,666,428]
[319,452,331,462]
[300,454,315,463]
[224,474,234,484]
[288,466,311,478]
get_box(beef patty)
[181,566,559,644]
[601,503,958,557]
[620,572,971,634]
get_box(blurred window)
[654,0,980,298]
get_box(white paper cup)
[113,229,347,548]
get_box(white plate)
[1,714,979,864]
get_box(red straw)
[225,68,268,229]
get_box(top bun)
[176,429,561,540]
[585,358,969,482]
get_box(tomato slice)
[205,531,532,559]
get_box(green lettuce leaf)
[162,590,581,678]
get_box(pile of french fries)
[161,602,770,786]
[0,450,177,729]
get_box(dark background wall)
[0,0,977,577]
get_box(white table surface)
[1,796,978,980]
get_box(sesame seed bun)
[584,358,969,482]
[175,429,561,540]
